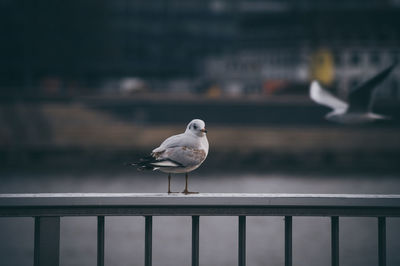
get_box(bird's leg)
[168,173,171,194]
[168,173,178,194]
[167,174,178,194]
[182,173,198,194]
[183,173,188,194]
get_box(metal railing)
[1,193,400,266]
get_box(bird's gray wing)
[348,63,397,113]
[152,133,187,153]
[310,81,348,111]
[134,132,204,170]
[160,147,207,168]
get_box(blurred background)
[1,1,400,266]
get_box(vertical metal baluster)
[97,216,105,266]
[285,216,292,266]
[145,216,153,266]
[378,217,386,266]
[34,216,60,266]
[238,216,246,266]
[331,216,339,266]
[192,216,200,266]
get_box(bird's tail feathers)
[130,156,183,171]
[130,156,157,171]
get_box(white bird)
[132,119,209,194]
[310,63,397,124]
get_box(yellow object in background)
[206,84,222,98]
[310,48,335,86]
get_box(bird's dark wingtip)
[127,155,158,171]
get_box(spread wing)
[348,63,397,112]
[310,81,348,111]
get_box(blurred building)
[1,0,400,99]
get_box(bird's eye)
[193,124,198,129]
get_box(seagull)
[310,63,397,124]
[132,119,209,194]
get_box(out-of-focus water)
[1,172,400,266]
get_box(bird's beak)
[200,128,207,133]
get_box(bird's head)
[186,119,207,137]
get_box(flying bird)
[310,63,397,124]
[132,119,209,194]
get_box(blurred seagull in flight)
[132,119,209,194]
[310,63,397,124]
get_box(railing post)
[285,216,292,266]
[378,217,386,266]
[331,216,339,266]
[238,216,246,266]
[97,216,105,266]
[145,216,153,266]
[192,216,200,266]
[34,216,60,266]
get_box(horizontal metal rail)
[1,193,399,266]
[1,193,400,217]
